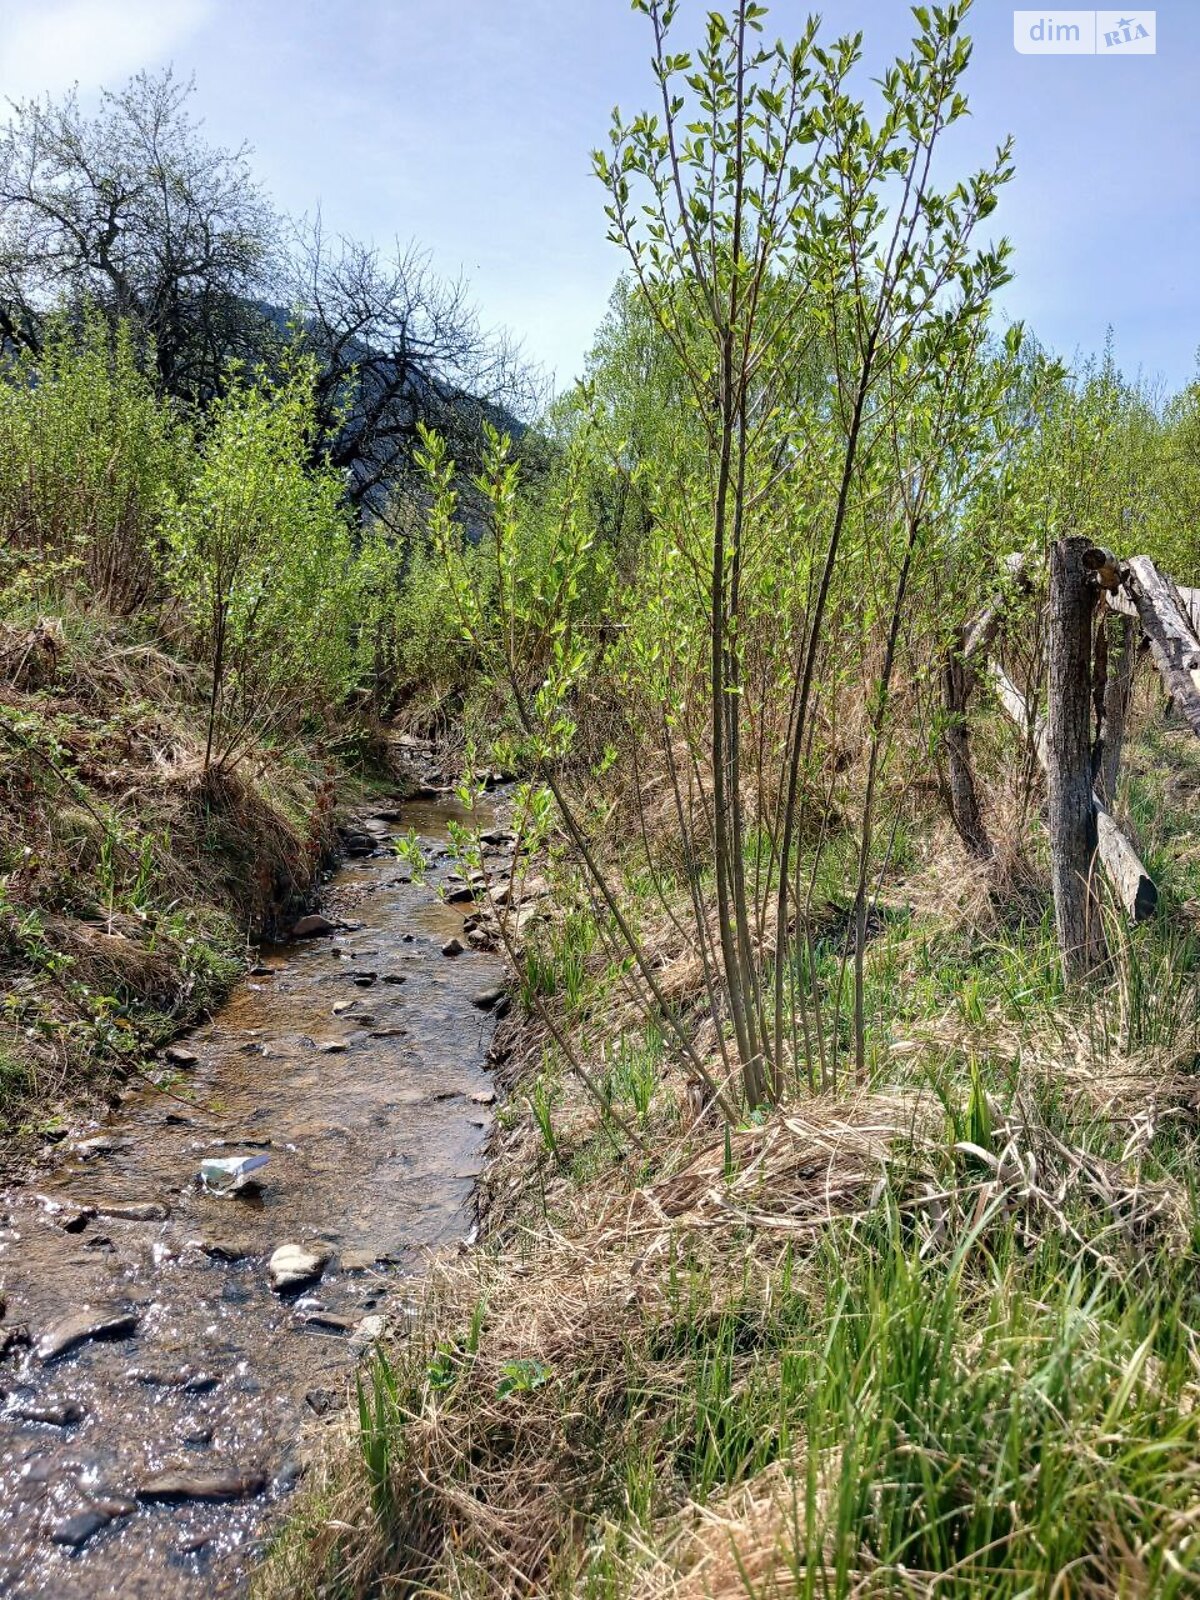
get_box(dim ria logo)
[1013,10,1156,53]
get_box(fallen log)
[987,659,1157,923]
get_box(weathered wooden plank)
[1120,555,1200,738]
[988,658,1156,925]
[1098,612,1135,805]
[1107,581,1200,637]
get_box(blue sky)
[0,2,1195,395]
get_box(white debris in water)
[199,1154,269,1194]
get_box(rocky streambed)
[0,789,509,1598]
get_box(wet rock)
[95,1202,169,1222]
[316,1039,347,1054]
[248,962,276,977]
[331,999,357,1014]
[470,1089,497,1107]
[441,937,465,957]
[292,913,337,939]
[36,1307,138,1363]
[136,1467,266,1504]
[268,1243,332,1292]
[470,985,507,1011]
[74,1134,130,1158]
[381,973,407,985]
[13,1399,87,1426]
[299,1310,355,1334]
[352,1313,388,1349]
[181,1419,214,1445]
[58,1206,97,1234]
[127,1367,220,1394]
[445,885,474,905]
[338,1249,379,1271]
[51,1508,113,1548]
[340,827,377,857]
[353,974,377,987]
[194,1238,250,1262]
[369,1026,405,1038]
[163,1044,198,1067]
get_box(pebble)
[36,1308,139,1363]
[381,973,407,985]
[268,1243,332,1292]
[136,1467,266,1503]
[12,1399,87,1426]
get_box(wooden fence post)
[1047,536,1106,979]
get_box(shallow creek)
[0,793,504,1598]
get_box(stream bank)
[0,787,508,1598]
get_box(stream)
[0,791,505,1598]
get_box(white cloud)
[0,0,215,103]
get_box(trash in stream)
[199,1154,270,1194]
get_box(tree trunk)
[1047,537,1106,980]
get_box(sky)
[0,1,1195,397]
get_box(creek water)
[0,792,504,1598]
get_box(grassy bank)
[0,602,348,1161]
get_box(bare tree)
[286,221,542,521]
[0,69,278,401]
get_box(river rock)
[194,1238,250,1262]
[51,1508,114,1548]
[470,985,507,1011]
[340,827,377,857]
[74,1134,129,1158]
[57,1205,97,1234]
[163,1044,198,1067]
[381,973,407,985]
[292,914,337,939]
[351,1313,388,1349]
[470,1089,497,1107]
[268,1243,332,1292]
[299,1310,355,1333]
[441,937,464,957]
[13,1399,87,1426]
[95,1202,169,1222]
[445,885,474,905]
[316,1039,347,1054]
[36,1307,138,1362]
[136,1467,266,1504]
